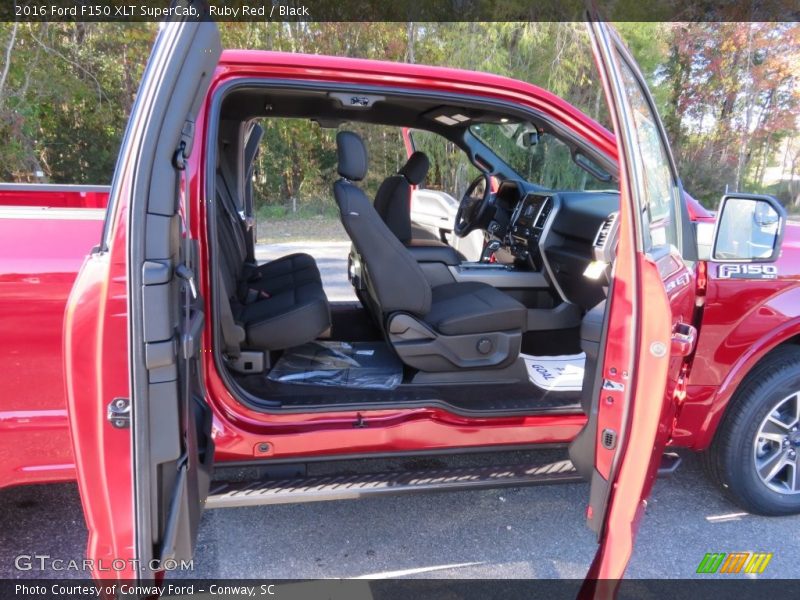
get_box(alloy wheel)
[753,391,800,494]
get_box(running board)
[205,459,582,509]
[205,453,683,510]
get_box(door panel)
[68,9,221,583]
[578,19,699,583]
[129,18,221,574]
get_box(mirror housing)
[711,193,786,262]
[517,130,539,149]
[695,221,715,261]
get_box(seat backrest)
[374,151,429,244]
[333,131,431,317]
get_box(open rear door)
[574,18,701,585]
[127,14,221,577]
[65,5,221,583]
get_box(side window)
[408,129,480,199]
[251,120,408,216]
[617,59,681,252]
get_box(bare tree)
[0,23,18,110]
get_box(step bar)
[204,453,683,510]
[205,459,582,509]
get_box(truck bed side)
[0,202,105,488]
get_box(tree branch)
[0,23,19,110]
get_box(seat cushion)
[424,282,526,336]
[239,279,331,351]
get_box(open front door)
[66,7,221,583]
[573,19,702,583]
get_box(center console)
[507,193,553,268]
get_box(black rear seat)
[215,156,330,354]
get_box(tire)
[703,345,800,516]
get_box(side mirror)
[711,194,786,262]
[695,221,715,261]
[517,130,539,149]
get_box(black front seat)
[373,151,463,266]
[374,151,429,243]
[333,131,527,373]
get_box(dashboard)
[507,192,554,267]
[486,180,620,309]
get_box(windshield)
[470,122,614,191]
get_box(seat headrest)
[336,131,368,181]
[399,151,429,186]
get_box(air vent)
[534,197,553,229]
[594,212,618,249]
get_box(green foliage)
[2,21,798,213]
[0,23,155,182]
[250,120,406,216]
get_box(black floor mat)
[239,305,584,415]
[236,370,582,415]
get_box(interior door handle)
[671,323,697,357]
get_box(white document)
[522,353,586,392]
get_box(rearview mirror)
[712,194,786,262]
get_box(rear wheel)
[704,345,800,515]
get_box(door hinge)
[107,398,131,429]
[675,363,690,403]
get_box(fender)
[680,283,800,450]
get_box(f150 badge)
[717,264,778,279]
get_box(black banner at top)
[2,0,800,22]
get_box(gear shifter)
[480,240,501,262]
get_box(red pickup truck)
[1,17,798,586]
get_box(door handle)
[671,323,697,357]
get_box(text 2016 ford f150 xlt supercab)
[1,14,798,586]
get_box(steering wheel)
[454,174,494,237]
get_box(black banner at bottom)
[5,579,800,600]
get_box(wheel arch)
[695,322,800,450]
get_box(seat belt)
[217,271,246,358]
[243,124,264,248]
